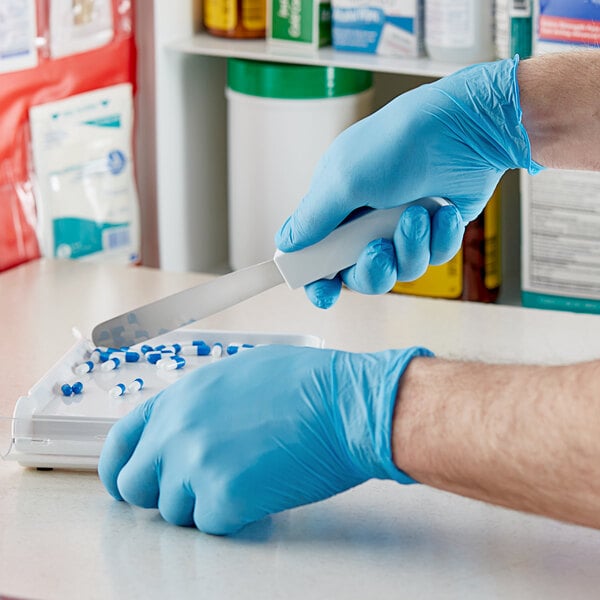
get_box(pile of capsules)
[60,340,255,399]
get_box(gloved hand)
[98,344,432,535]
[275,56,543,308]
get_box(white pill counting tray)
[5,329,323,470]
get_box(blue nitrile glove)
[98,344,432,535]
[275,56,543,308]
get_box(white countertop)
[2,259,600,600]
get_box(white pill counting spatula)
[92,198,446,348]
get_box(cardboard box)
[535,0,600,54]
[331,0,423,56]
[521,169,600,314]
[268,0,332,51]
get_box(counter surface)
[2,259,600,600]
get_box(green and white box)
[521,169,600,314]
[268,0,332,50]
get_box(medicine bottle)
[392,186,501,303]
[203,0,266,38]
[425,0,495,63]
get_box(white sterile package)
[29,83,140,263]
[5,329,323,470]
[0,0,38,74]
[50,0,114,58]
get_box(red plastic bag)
[0,0,136,272]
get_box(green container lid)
[227,58,372,100]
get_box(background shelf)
[168,33,471,78]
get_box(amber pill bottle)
[203,0,266,38]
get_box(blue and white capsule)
[111,350,140,363]
[127,377,144,393]
[109,383,127,398]
[145,351,162,364]
[157,355,186,371]
[100,357,121,371]
[89,348,104,364]
[161,344,182,354]
[211,342,223,358]
[74,360,95,375]
[71,381,84,394]
[180,342,210,356]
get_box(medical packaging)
[4,329,323,470]
[29,83,140,264]
[495,0,533,59]
[268,0,332,51]
[50,0,114,58]
[331,0,423,56]
[534,0,600,54]
[0,0,38,74]
[521,170,600,314]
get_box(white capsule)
[211,343,223,358]
[109,383,127,398]
[127,377,144,393]
[157,356,186,371]
[90,349,103,364]
[74,360,95,375]
[100,357,121,371]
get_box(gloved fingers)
[275,187,358,253]
[193,498,246,537]
[340,238,397,295]
[430,204,464,266]
[157,477,196,527]
[114,442,161,509]
[98,401,153,501]
[394,205,431,282]
[304,276,343,309]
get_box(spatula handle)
[273,197,448,290]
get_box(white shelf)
[168,33,470,78]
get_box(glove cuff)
[373,347,434,485]
[511,55,544,175]
[434,56,544,176]
[339,346,434,485]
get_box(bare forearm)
[519,51,600,170]
[392,357,600,528]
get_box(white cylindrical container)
[425,0,495,63]
[227,59,374,270]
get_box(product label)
[242,0,267,30]
[522,169,600,301]
[537,0,600,49]
[510,0,531,18]
[331,0,421,56]
[425,0,474,48]
[272,0,314,43]
[205,0,237,31]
